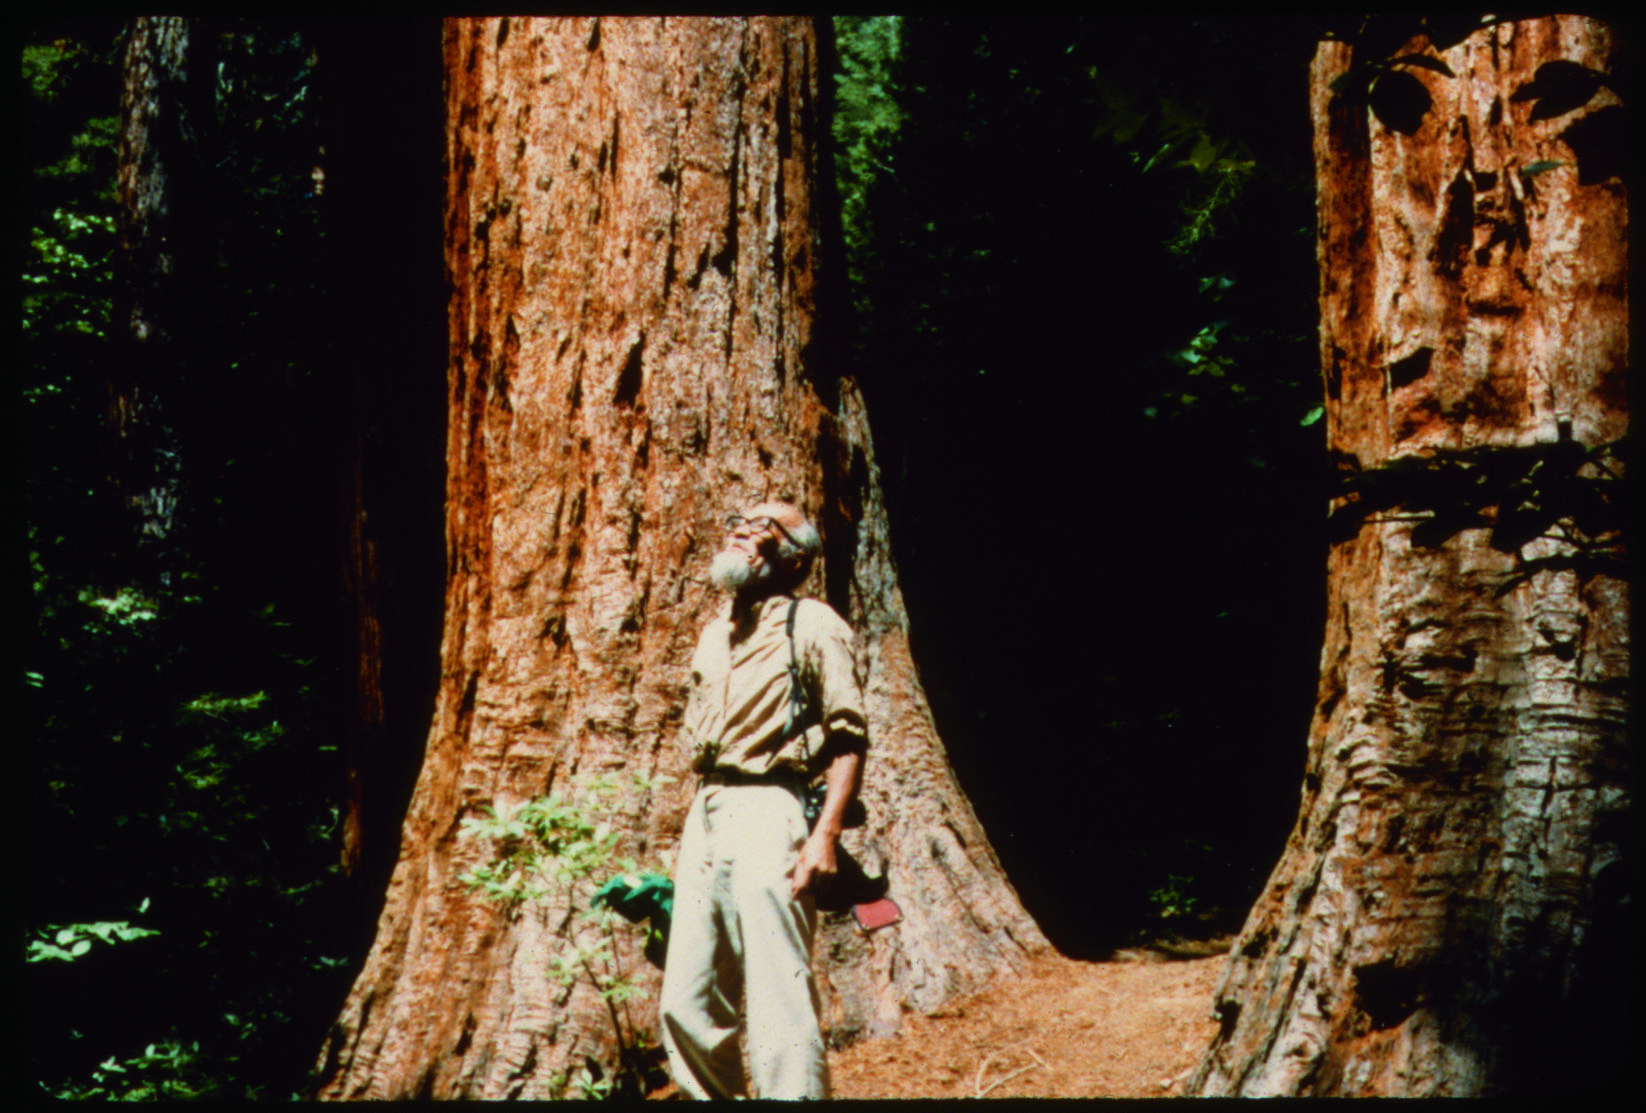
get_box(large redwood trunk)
[314,17,1044,1098]
[1189,16,1627,1096]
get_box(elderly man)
[658,500,867,1100]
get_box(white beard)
[710,549,769,592]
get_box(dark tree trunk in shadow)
[110,16,212,586]
[310,19,448,897]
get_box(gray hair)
[774,515,821,584]
[775,517,821,561]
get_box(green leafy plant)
[41,1038,222,1101]
[1146,873,1200,921]
[27,918,159,963]
[1088,62,1260,252]
[459,773,673,1099]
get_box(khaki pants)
[659,782,828,1099]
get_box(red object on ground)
[852,897,902,932]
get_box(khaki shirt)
[681,594,868,777]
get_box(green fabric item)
[591,872,674,923]
[593,873,675,969]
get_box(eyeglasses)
[725,513,800,549]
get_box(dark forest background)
[21,16,1334,1098]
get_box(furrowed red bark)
[1189,16,1627,1097]
[314,17,1045,1098]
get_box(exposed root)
[972,1045,1048,1098]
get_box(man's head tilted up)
[709,500,820,602]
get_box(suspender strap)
[783,598,809,764]
[782,596,869,833]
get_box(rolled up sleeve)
[802,602,868,748]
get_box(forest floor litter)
[649,934,1233,1099]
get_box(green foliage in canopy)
[833,16,906,325]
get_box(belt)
[700,766,804,789]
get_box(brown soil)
[828,940,1231,1099]
[646,936,1232,1099]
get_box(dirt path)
[827,943,1230,1099]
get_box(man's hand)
[791,827,839,899]
[791,737,862,899]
